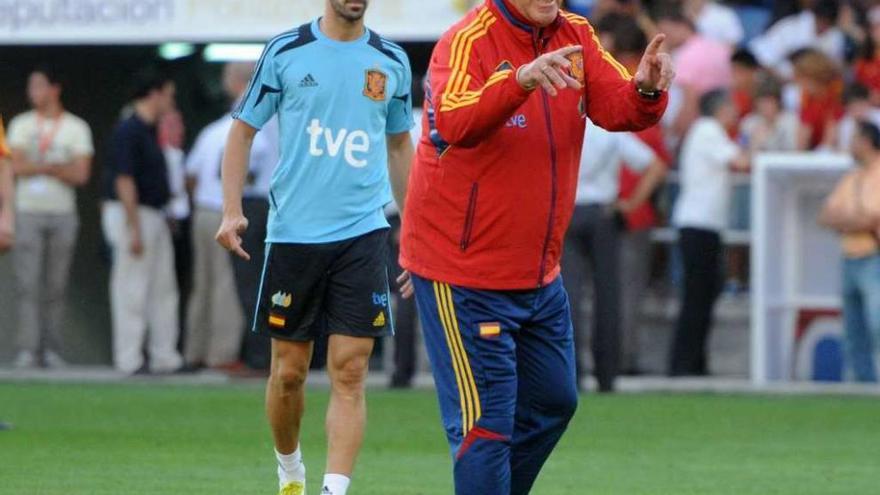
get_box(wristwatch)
[636,86,663,101]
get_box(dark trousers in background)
[562,204,621,392]
[387,215,420,387]
[620,229,653,373]
[170,216,193,351]
[670,227,723,376]
[233,198,271,370]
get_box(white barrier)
[751,153,851,384]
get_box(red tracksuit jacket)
[400,0,668,290]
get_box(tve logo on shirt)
[306,119,370,168]
[505,114,527,129]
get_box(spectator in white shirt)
[670,89,750,377]
[160,109,191,224]
[685,0,745,47]
[563,119,667,392]
[749,0,846,79]
[184,62,277,370]
[7,66,94,369]
[832,84,880,154]
[739,77,803,153]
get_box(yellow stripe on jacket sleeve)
[563,11,633,81]
[448,8,493,97]
[440,11,498,112]
[440,70,512,110]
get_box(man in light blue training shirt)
[216,1,415,494]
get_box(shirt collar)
[489,0,563,43]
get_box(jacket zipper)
[460,182,479,251]
[534,32,557,287]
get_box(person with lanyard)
[1,115,15,431]
[7,65,94,369]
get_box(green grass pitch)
[1,383,878,494]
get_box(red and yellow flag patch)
[268,313,286,329]
[479,322,501,339]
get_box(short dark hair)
[731,49,759,69]
[653,3,695,30]
[754,76,783,101]
[813,0,839,23]
[699,89,731,117]
[596,13,648,54]
[596,12,626,35]
[856,121,880,150]
[844,83,870,104]
[31,64,62,86]
[131,67,173,101]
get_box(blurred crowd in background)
[1,0,880,390]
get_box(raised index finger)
[645,34,666,56]
[552,45,583,58]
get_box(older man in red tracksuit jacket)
[399,0,672,493]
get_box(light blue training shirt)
[234,18,414,244]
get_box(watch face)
[637,87,662,100]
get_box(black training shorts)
[253,228,393,342]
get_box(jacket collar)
[489,0,562,44]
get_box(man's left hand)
[397,270,415,299]
[635,34,675,93]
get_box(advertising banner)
[0,0,484,44]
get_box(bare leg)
[267,338,313,454]
[325,334,374,475]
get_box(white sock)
[321,473,351,495]
[276,447,306,486]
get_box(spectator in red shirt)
[792,48,844,149]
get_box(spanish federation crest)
[271,291,293,308]
[363,69,388,101]
[567,51,585,85]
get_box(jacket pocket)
[269,190,279,211]
[460,183,479,251]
